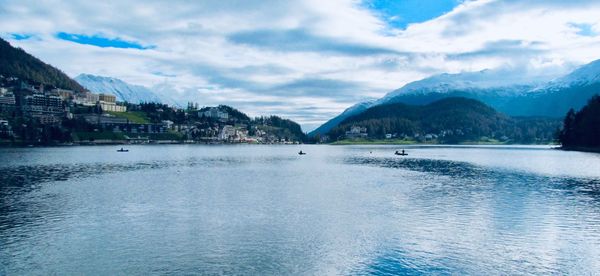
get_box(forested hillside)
[328,97,559,144]
[0,38,84,91]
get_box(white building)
[345,125,368,139]
[201,107,229,121]
[98,93,127,112]
[219,125,236,140]
[74,92,100,106]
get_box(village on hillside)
[0,75,306,146]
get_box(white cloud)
[2,0,600,131]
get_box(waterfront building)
[219,125,236,140]
[345,125,368,139]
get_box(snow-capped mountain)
[310,59,600,137]
[541,59,600,91]
[376,68,548,104]
[75,74,176,105]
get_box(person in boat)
[298,150,305,155]
[395,149,407,155]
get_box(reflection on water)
[1,145,600,275]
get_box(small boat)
[395,150,408,156]
[117,148,129,152]
[298,150,307,155]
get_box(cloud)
[2,0,600,132]
[228,28,400,56]
[448,40,546,60]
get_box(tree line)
[559,95,600,149]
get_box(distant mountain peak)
[549,58,600,88]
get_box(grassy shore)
[106,111,151,124]
[331,138,420,145]
[329,138,541,145]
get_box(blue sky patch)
[569,23,597,37]
[363,0,463,29]
[11,33,33,40]
[56,32,154,49]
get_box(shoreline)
[329,138,556,147]
[0,140,303,148]
[558,146,600,153]
[0,141,562,149]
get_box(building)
[98,93,127,112]
[219,125,236,140]
[21,93,66,124]
[162,120,174,129]
[83,114,128,125]
[345,125,368,139]
[0,92,16,106]
[24,93,63,108]
[81,114,166,134]
[0,119,13,138]
[201,107,229,121]
[99,93,116,103]
[74,92,100,106]
[53,89,74,101]
[100,102,127,112]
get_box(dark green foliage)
[254,115,307,142]
[0,38,84,91]
[559,95,600,148]
[216,105,251,122]
[137,102,186,124]
[328,97,560,144]
[197,105,251,122]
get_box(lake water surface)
[1,145,600,275]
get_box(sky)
[2,0,600,131]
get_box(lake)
[1,145,600,275]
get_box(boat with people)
[298,150,306,155]
[117,148,129,152]
[395,150,408,156]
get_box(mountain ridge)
[0,37,84,91]
[328,97,559,144]
[310,59,600,137]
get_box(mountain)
[547,59,600,88]
[0,37,84,91]
[328,97,559,144]
[311,59,600,137]
[309,100,374,137]
[75,74,178,105]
